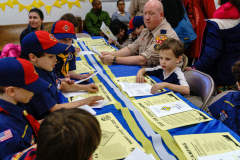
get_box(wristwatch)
[112,57,117,64]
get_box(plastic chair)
[184,69,215,111]
[76,33,91,38]
[209,90,237,106]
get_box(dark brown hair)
[159,38,184,58]
[0,86,5,94]
[60,13,79,28]
[36,108,101,160]
[232,60,240,83]
[20,51,45,60]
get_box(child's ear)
[29,53,37,63]
[5,86,16,97]
[176,56,182,63]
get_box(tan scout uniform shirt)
[128,0,148,16]
[128,18,179,67]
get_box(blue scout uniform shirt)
[0,99,36,160]
[145,66,189,87]
[54,45,76,78]
[209,91,240,136]
[24,66,59,120]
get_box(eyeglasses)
[118,3,125,6]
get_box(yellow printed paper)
[67,1,74,9]
[74,0,81,7]
[113,76,166,97]
[25,5,32,12]
[174,132,240,160]
[132,92,212,130]
[92,113,144,160]
[12,0,19,5]
[0,3,5,12]
[78,37,92,42]
[45,5,52,14]
[68,83,117,105]
[31,0,39,8]
[53,0,61,8]
[38,0,45,7]
[5,0,13,8]
[90,38,107,46]
[73,60,95,74]
[93,45,118,52]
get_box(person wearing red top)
[182,0,216,64]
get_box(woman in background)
[112,0,131,25]
[20,8,44,44]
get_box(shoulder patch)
[0,129,13,142]
[154,44,161,52]
[155,35,167,44]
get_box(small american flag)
[0,129,13,142]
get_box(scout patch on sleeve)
[155,35,168,44]
[67,53,73,61]
[154,43,161,52]
[0,129,13,142]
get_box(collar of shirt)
[149,18,168,38]
[163,67,179,80]
[0,99,25,121]
[118,10,126,14]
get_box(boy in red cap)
[21,31,103,120]
[51,20,91,80]
[0,57,49,159]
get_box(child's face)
[159,49,181,72]
[35,53,57,71]
[58,38,73,46]
[14,87,34,104]
[132,26,143,37]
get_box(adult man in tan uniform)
[100,0,179,67]
[128,0,148,18]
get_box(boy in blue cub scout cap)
[21,30,103,120]
[127,16,145,40]
[0,57,49,160]
[51,20,92,80]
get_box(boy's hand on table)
[62,74,75,84]
[185,66,192,71]
[79,73,93,82]
[85,96,104,106]
[85,83,99,92]
[136,74,147,83]
[151,82,167,94]
[75,47,81,53]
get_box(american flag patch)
[0,129,13,142]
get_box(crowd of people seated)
[0,0,240,159]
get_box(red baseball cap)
[21,30,69,56]
[51,20,77,39]
[0,57,50,93]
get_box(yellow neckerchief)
[57,52,71,76]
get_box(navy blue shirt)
[0,99,35,160]
[145,66,189,87]
[55,45,76,78]
[24,66,58,120]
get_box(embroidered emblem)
[154,44,161,52]
[49,34,57,41]
[161,107,171,111]
[67,53,73,61]
[30,135,36,146]
[63,25,70,32]
[155,35,167,44]
[0,129,13,142]
[219,110,228,122]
